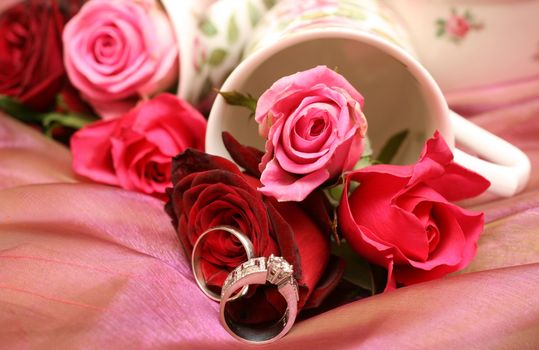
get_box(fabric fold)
[1,100,539,348]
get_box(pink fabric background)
[1,104,539,348]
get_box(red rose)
[71,93,206,199]
[0,0,65,110]
[338,133,490,290]
[165,143,332,324]
[58,0,85,18]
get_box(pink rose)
[71,94,206,199]
[446,15,470,38]
[338,133,490,290]
[256,65,367,202]
[63,0,178,119]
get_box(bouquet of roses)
[0,0,490,345]
[0,0,208,198]
[166,65,490,343]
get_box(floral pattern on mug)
[183,0,276,106]
[244,0,413,58]
[435,8,483,43]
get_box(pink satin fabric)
[1,110,539,349]
[444,72,539,116]
[0,114,77,189]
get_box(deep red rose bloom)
[71,94,206,199]
[165,146,332,324]
[338,132,490,290]
[57,0,85,18]
[0,0,65,110]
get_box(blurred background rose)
[63,0,178,119]
[0,0,66,110]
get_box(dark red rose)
[0,0,66,110]
[55,82,94,116]
[57,0,85,18]
[165,144,333,324]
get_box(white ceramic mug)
[384,0,539,94]
[161,0,275,106]
[207,0,530,197]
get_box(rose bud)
[338,132,490,290]
[446,14,471,39]
[71,93,206,199]
[255,65,368,202]
[0,0,65,110]
[165,147,332,324]
[63,0,178,119]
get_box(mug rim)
[207,27,454,157]
[161,0,198,102]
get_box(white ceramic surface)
[207,0,531,197]
[161,0,275,105]
[384,0,539,93]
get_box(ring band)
[191,225,255,302]
[219,255,299,344]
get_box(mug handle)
[450,110,531,197]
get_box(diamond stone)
[266,255,294,286]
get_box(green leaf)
[327,184,344,205]
[218,90,257,114]
[362,137,373,158]
[199,77,214,101]
[42,112,94,129]
[435,20,446,37]
[56,94,69,112]
[326,172,362,207]
[376,129,409,164]
[353,155,373,170]
[207,48,228,66]
[262,0,276,9]
[436,25,445,37]
[0,95,96,139]
[331,240,376,294]
[247,0,261,26]
[0,95,42,123]
[227,13,239,44]
[199,16,218,37]
[336,7,366,21]
[301,11,329,21]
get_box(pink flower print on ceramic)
[436,8,483,44]
[192,35,207,73]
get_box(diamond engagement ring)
[219,255,299,344]
[191,226,255,302]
